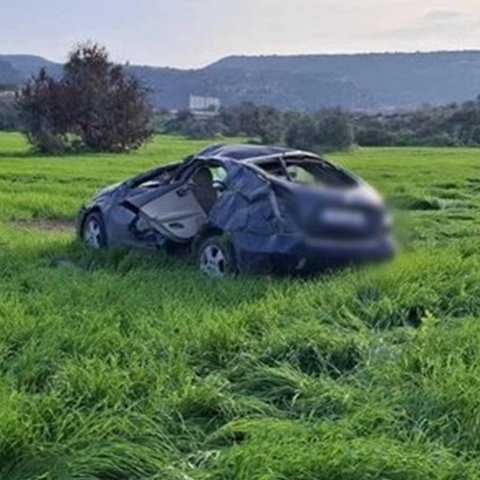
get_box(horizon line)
[2,47,480,70]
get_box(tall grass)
[1,133,480,478]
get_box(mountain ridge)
[2,51,480,111]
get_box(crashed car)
[78,144,394,276]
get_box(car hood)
[93,181,124,200]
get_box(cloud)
[377,8,480,40]
[422,9,468,23]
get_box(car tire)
[197,235,236,278]
[82,211,107,249]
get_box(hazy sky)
[1,0,479,68]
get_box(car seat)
[190,167,218,213]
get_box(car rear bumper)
[232,231,395,274]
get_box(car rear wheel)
[197,236,236,278]
[82,212,107,249]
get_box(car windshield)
[252,157,357,188]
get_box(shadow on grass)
[0,147,108,160]
[0,150,35,159]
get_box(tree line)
[354,100,480,147]
[160,98,480,150]
[159,103,355,151]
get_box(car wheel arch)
[80,206,101,229]
[193,226,225,252]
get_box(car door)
[124,180,207,243]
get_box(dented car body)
[78,144,394,275]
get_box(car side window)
[207,165,229,193]
[286,164,316,184]
[138,170,172,189]
[133,165,179,189]
[211,166,227,181]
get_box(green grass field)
[1,132,480,479]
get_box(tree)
[285,114,318,150]
[257,106,284,144]
[285,109,355,152]
[317,109,355,150]
[221,102,284,143]
[17,42,153,153]
[220,102,260,138]
[0,93,20,131]
[16,68,70,153]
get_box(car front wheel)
[82,212,107,249]
[197,236,236,278]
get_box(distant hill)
[2,51,480,111]
[0,58,21,86]
[130,65,371,111]
[209,52,480,110]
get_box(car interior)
[133,165,228,243]
[189,167,219,214]
[252,157,358,188]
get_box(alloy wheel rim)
[200,245,226,277]
[84,219,102,249]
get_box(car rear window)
[253,157,357,188]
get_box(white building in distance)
[189,95,221,117]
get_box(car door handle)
[176,186,189,197]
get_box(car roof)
[195,144,306,162]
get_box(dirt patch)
[11,219,75,233]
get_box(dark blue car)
[78,144,394,276]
